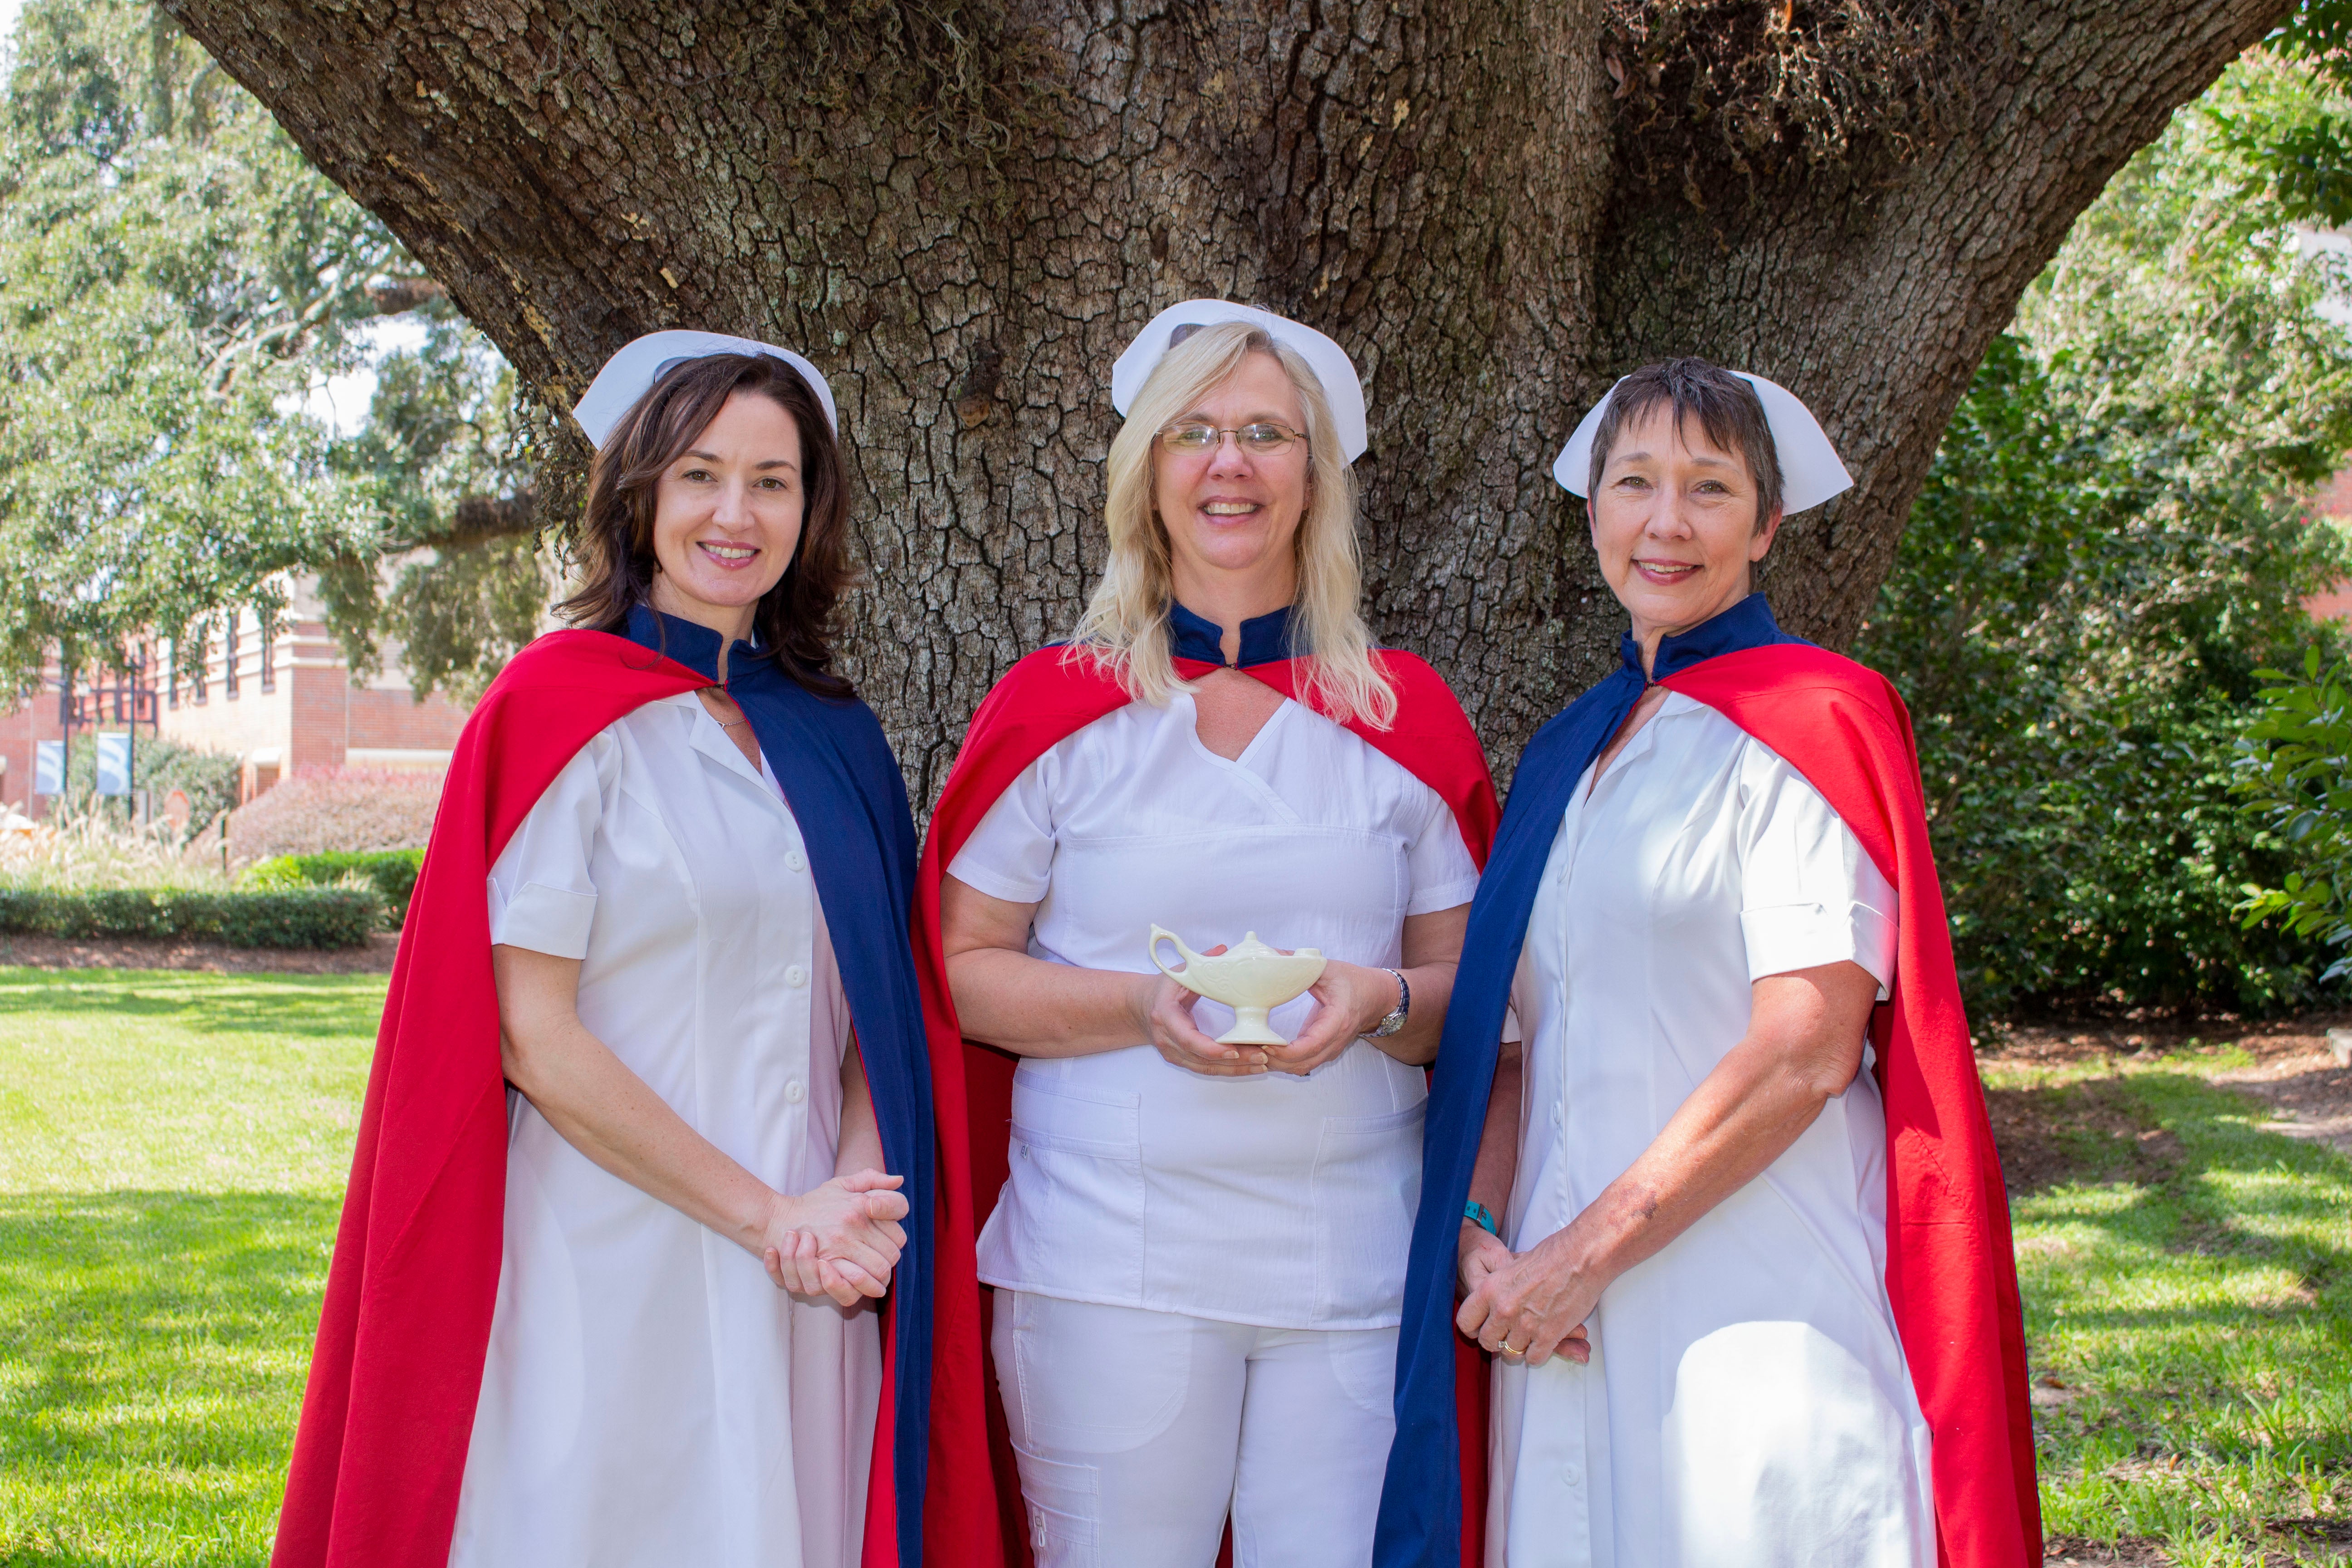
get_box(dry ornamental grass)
[0,812,232,892]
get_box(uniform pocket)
[1012,1074,1141,1156]
[1311,1101,1426,1324]
[1012,1446,1100,1566]
[1008,1074,1145,1299]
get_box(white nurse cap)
[1552,368,1853,514]
[572,329,838,450]
[1111,300,1369,463]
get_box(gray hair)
[1587,358,1784,526]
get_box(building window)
[190,622,207,705]
[225,612,240,700]
[258,608,276,693]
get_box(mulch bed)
[0,931,398,975]
[1982,1017,2352,1165]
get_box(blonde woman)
[912,301,1500,1568]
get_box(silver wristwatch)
[1365,968,1410,1039]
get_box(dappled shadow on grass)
[2008,1073,2350,1282]
[0,1189,337,1566]
[2005,1065,2352,1557]
[0,970,385,1041]
[1990,1075,2183,1196]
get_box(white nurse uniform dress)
[446,691,880,1568]
[1491,690,1935,1568]
[948,681,1479,1568]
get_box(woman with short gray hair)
[1377,359,2040,1567]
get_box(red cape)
[1661,645,2040,1566]
[911,645,1502,1567]
[271,628,969,1568]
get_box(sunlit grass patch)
[0,968,378,1567]
[1990,1049,2352,1564]
[4,967,2350,1564]
[0,969,378,1194]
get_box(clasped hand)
[1137,950,1401,1078]
[1455,1221,1595,1367]
[760,1169,908,1308]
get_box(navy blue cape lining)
[1169,599,1303,666]
[626,607,934,1567]
[1372,592,1805,1565]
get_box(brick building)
[2311,471,2352,623]
[0,577,470,820]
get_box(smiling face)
[645,389,805,642]
[1152,350,1310,607]
[1589,401,1783,655]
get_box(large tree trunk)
[163,0,2286,799]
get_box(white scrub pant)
[990,1289,1398,1568]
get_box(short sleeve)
[485,732,618,960]
[1400,779,1480,916]
[1735,739,1899,998]
[946,750,1060,905]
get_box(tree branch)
[157,0,2293,789]
[368,276,447,314]
[392,489,537,553]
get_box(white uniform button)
[785,964,808,988]
[784,1078,806,1104]
[1562,1461,1583,1487]
[784,849,807,872]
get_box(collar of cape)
[270,607,973,1568]
[1371,591,2042,1568]
[1167,598,1303,666]
[907,605,1502,1567]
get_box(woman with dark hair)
[1377,360,2039,1567]
[270,332,991,1568]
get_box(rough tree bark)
[163,0,2288,800]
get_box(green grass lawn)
[1992,1048,2352,1566]
[0,970,2347,1564]
[0,968,379,1568]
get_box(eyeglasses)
[1157,422,1308,455]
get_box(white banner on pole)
[95,732,131,796]
[33,740,63,796]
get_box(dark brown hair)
[1586,358,1783,528]
[558,351,855,697]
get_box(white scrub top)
[1492,691,1934,1568]
[448,691,880,1568]
[949,687,1480,1330]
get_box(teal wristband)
[1464,1199,1500,1237]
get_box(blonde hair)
[1068,319,1397,727]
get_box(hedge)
[244,849,424,928]
[0,887,382,948]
